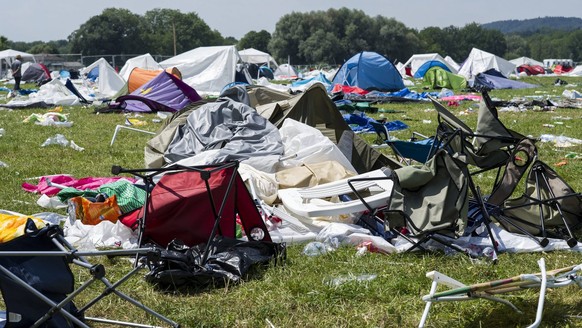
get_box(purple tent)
[114,71,201,112]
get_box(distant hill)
[481,16,582,34]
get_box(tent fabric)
[113,71,201,113]
[332,51,404,92]
[516,65,545,76]
[400,53,457,77]
[458,48,516,79]
[291,72,332,91]
[423,66,467,90]
[164,88,283,165]
[255,83,401,173]
[80,58,126,98]
[127,67,182,93]
[413,60,451,78]
[119,53,162,80]
[472,69,538,90]
[159,45,252,95]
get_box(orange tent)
[127,67,182,93]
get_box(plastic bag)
[67,194,122,225]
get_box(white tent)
[399,53,457,76]
[458,48,516,79]
[444,56,461,72]
[509,56,544,68]
[273,64,300,80]
[80,58,126,98]
[239,48,278,68]
[0,49,36,78]
[118,53,162,81]
[159,45,252,95]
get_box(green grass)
[1,77,582,327]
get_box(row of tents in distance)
[1,46,580,109]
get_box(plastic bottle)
[303,242,328,256]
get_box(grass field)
[1,75,582,327]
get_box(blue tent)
[413,60,451,78]
[332,51,404,91]
[472,69,537,90]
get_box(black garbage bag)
[144,237,285,290]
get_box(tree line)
[1,7,582,66]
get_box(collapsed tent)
[21,63,51,84]
[291,72,332,92]
[458,48,516,79]
[118,53,162,81]
[111,71,201,112]
[80,58,126,98]
[127,67,182,93]
[516,65,545,76]
[471,69,538,90]
[159,45,252,95]
[252,84,400,173]
[423,66,467,90]
[332,51,404,92]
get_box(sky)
[3,0,582,43]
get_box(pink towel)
[22,175,136,196]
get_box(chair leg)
[533,166,578,248]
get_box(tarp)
[423,66,467,90]
[118,53,162,80]
[332,51,404,92]
[471,69,538,90]
[80,58,126,98]
[159,45,252,95]
[458,48,516,79]
[113,71,201,112]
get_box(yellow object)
[0,214,46,243]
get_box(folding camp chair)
[369,120,437,165]
[111,161,282,288]
[429,92,530,256]
[419,258,582,328]
[0,219,180,328]
[348,148,485,257]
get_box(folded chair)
[419,258,582,328]
[0,219,179,328]
[369,120,437,165]
[430,93,529,256]
[112,161,282,289]
[500,159,582,247]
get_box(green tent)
[423,66,467,90]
